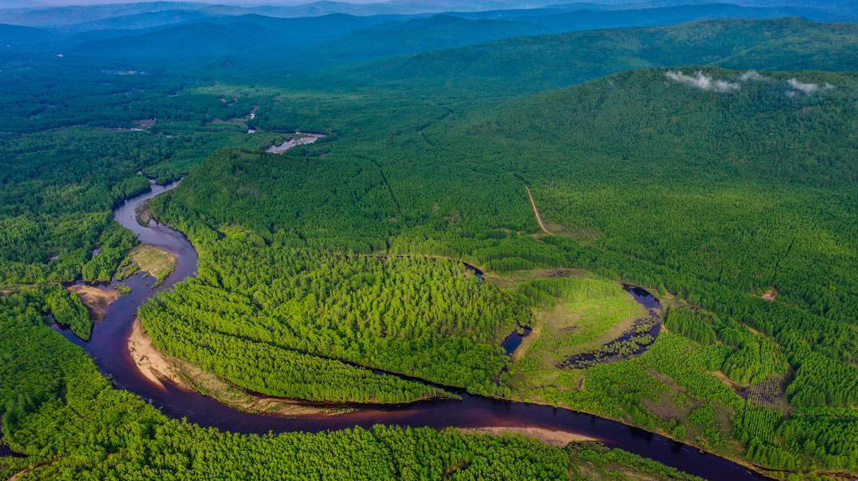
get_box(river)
[55,183,770,481]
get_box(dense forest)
[146,66,858,476]
[0,291,572,480]
[2,6,858,480]
[139,237,525,399]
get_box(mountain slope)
[0,2,209,27]
[0,23,52,45]
[68,13,402,65]
[330,18,858,95]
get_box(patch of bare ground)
[128,320,344,416]
[8,466,35,481]
[8,460,55,481]
[265,133,324,154]
[711,370,745,395]
[67,285,121,320]
[641,369,696,423]
[135,200,153,226]
[747,373,792,412]
[460,427,599,446]
[711,370,791,412]
[761,288,779,301]
[8,467,29,481]
[745,325,764,337]
[129,319,189,390]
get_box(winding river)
[57,183,770,481]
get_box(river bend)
[57,183,769,481]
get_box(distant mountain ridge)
[2,0,854,29]
[0,2,835,75]
[0,1,557,26]
[326,17,858,94]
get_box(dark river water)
[52,183,770,481]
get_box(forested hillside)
[474,68,858,319]
[0,291,575,480]
[148,66,858,476]
[2,5,849,77]
[330,18,858,95]
[140,235,525,399]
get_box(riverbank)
[460,427,599,447]
[128,319,347,417]
[67,284,120,320]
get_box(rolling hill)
[60,5,851,78]
[329,18,858,95]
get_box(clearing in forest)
[502,274,646,402]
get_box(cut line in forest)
[525,185,553,235]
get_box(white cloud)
[665,71,740,94]
[787,78,819,95]
[740,70,766,82]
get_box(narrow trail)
[525,185,552,235]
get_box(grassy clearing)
[498,273,748,461]
[129,245,177,284]
[506,276,645,401]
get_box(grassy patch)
[129,245,177,285]
[506,275,645,402]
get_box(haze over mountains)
[0,0,855,80]
[0,0,854,27]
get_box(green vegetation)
[514,276,645,356]
[0,71,287,286]
[44,286,91,340]
[568,442,703,481]
[146,66,858,476]
[505,275,647,394]
[331,18,858,97]
[3,9,858,479]
[127,245,177,285]
[139,235,525,400]
[1,289,688,480]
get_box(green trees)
[0,290,592,481]
[665,307,788,386]
[137,66,858,475]
[664,308,717,345]
[44,287,91,340]
[139,236,525,401]
[2,16,858,478]
[568,442,704,480]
